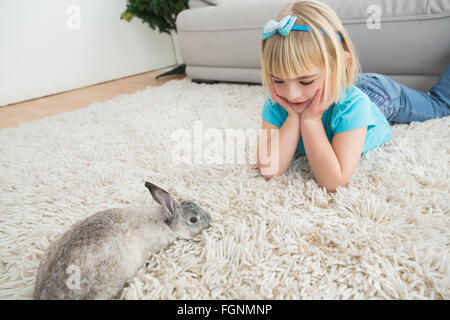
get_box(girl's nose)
[285,84,302,102]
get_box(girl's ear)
[344,51,351,67]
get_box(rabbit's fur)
[33,182,211,300]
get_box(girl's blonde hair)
[261,0,361,103]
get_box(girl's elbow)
[259,170,279,181]
[320,177,350,192]
[263,174,275,181]
[257,163,283,180]
[320,183,339,193]
[321,184,338,192]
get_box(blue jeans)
[354,65,450,123]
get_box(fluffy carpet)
[0,79,449,299]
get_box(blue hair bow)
[262,15,297,39]
[262,15,342,41]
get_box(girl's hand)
[270,80,303,117]
[301,82,334,122]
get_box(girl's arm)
[257,78,304,179]
[300,118,367,191]
[257,116,301,179]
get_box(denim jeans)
[354,65,450,123]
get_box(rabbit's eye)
[189,217,198,224]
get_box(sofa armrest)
[190,0,251,7]
[205,0,248,5]
[188,0,214,9]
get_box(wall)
[0,0,177,106]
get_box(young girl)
[256,0,450,192]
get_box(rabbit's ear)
[145,182,176,221]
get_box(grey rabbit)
[33,181,211,300]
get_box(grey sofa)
[176,0,450,92]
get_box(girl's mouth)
[290,100,309,107]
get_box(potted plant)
[121,0,189,78]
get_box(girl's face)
[270,66,325,113]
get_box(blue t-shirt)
[261,85,392,154]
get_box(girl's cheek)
[273,83,284,96]
[272,82,280,95]
[312,81,322,91]
[310,82,323,98]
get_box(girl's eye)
[300,80,314,85]
[273,80,283,84]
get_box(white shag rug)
[0,79,449,300]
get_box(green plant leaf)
[120,0,188,34]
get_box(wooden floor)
[0,68,186,129]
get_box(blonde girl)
[257,0,450,191]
